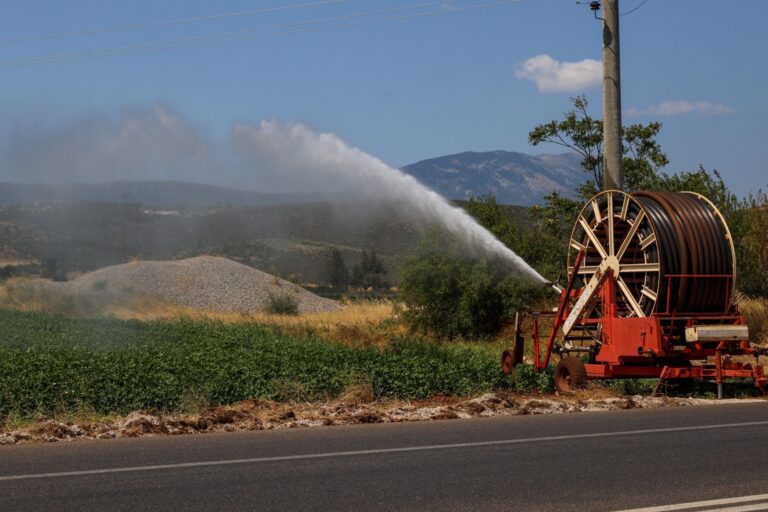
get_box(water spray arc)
[234,120,547,285]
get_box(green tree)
[326,249,350,290]
[351,250,388,289]
[740,191,768,296]
[622,122,670,191]
[42,256,67,282]
[528,95,668,194]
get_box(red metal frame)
[523,251,767,395]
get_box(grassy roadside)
[2,297,766,431]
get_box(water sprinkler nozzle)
[547,281,564,294]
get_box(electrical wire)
[621,0,649,16]
[0,0,345,45]
[5,0,452,63]
[0,1,454,67]
[0,0,519,69]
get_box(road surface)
[1,402,767,511]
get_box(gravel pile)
[60,256,339,314]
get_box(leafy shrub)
[606,379,657,396]
[399,230,546,339]
[265,292,299,315]
[512,364,554,393]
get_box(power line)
[621,0,649,16]
[1,0,452,65]
[0,1,519,69]
[0,0,345,45]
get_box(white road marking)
[1,420,768,483]
[708,504,768,512]
[613,493,768,511]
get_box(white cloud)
[626,100,734,117]
[514,54,601,93]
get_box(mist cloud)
[0,104,388,197]
[1,104,222,184]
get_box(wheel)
[567,190,660,318]
[555,357,587,393]
[501,349,518,376]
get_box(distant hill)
[0,150,584,208]
[401,151,585,206]
[0,181,325,208]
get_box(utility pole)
[601,0,623,191]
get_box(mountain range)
[0,181,325,208]
[0,150,585,207]
[401,150,585,206]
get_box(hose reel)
[567,190,736,317]
[503,190,765,395]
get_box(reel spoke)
[578,215,608,259]
[615,210,645,261]
[607,192,615,256]
[617,276,644,317]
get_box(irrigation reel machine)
[501,190,768,396]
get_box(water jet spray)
[234,120,548,285]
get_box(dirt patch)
[2,393,762,446]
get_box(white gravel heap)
[64,256,339,314]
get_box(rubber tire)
[501,349,518,376]
[555,356,587,393]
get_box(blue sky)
[0,0,765,196]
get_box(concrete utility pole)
[601,0,623,191]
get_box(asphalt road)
[1,403,767,511]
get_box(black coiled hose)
[633,191,733,313]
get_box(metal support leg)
[652,366,670,397]
[715,350,723,399]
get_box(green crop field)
[0,310,521,422]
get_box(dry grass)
[0,405,122,433]
[0,278,403,347]
[0,277,184,319]
[0,258,37,266]
[5,392,707,444]
[741,297,768,346]
[229,301,404,348]
[112,299,398,332]
[0,277,80,314]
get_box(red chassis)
[502,251,768,396]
